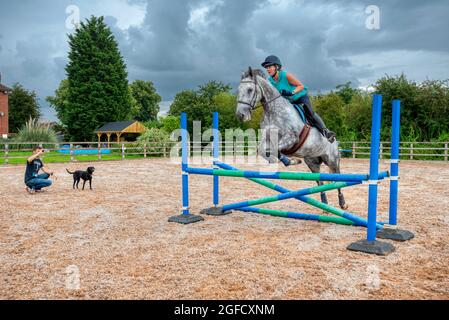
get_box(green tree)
[160,115,180,134]
[312,93,347,139]
[345,92,373,140]
[213,92,241,130]
[64,16,131,141]
[335,81,360,104]
[46,79,69,126]
[169,81,232,132]
[129,80,161,122]
[374,74,420,140]
[9,84,41,133]
[414,79,449,140]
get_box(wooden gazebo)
[94,121,146,145]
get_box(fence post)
[445,143,448,162]
[410,143,414,160]
[163,142,167,158]
[144,143,147,158]
[5,144,8,165]
[98,141,101,160]
[380,142,383,159]
[121,143,125,160]
[352,142,356,159]
[70,143,74,162]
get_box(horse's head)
[236,67,265,122]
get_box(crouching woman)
[24,146,55,194]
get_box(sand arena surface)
[0,158,448,299]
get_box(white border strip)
[362,180,379,185]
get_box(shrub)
[136,127,171,156]
[13,118,58,149]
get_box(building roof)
[94,120,146,133]
[0,84,12,92]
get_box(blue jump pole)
[212,112,219,207]
[367,94,382,241]
[215,161,387,228]
[388,100,401,225]
[185,167,388,182]
[376,99,414,242]
[168,112,204,224]
[181,112,189,215]
[347,94,396,255]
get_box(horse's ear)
[248,66,253,77]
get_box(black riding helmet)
[261,55,282,68]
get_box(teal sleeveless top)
[268,70,308,103]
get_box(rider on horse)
[261,55,336,143]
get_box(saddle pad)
[293,104,308,124]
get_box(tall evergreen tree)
[65,16,131,141]
[8,84,41,133]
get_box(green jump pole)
[186,167,389,182]
[237,207,356,226]
[216,161,383,229]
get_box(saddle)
[281,104,312,156]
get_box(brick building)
[0,76,12,138]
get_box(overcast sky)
[0,0,448,121]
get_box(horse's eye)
[248,88,253,93]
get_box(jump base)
[168,214,204,224]
[377,228,415,242]
[347,239,395,256]
[200,207,232,216]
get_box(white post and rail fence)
[0,141,449,165]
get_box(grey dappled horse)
[236,67,348,210]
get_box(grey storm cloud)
[0,0,448,121]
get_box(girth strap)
[281,124,312,155]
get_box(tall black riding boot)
[313,114,336,143]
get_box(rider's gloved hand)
[281,90,294,97]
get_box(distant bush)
[136,127,171,155]
[160,115,180,134]
[13,118,58,149]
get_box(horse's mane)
[241,68,266,80]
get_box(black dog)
[66,167,95,190]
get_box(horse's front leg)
[259,136,279,164]
[277,135,302,167]
[304,157,328,205]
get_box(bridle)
[237,75,281,110]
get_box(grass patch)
[0,151,147,165]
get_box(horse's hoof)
[341,204,349,210]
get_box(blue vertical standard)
[367,94,382,241]
[168,112,204,224]
[213,112,219,207]
[389,100,401,225]
[181,112,189,215]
